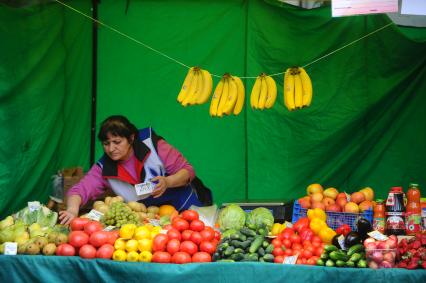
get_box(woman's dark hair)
[98,115,138,142]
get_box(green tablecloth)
[0,255,425,283]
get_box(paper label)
[160,229,168,234]
[148,219,161,227]
[285,221,293,228]
[332,0,398,17]
[135,181,155,196]
[338,235,346,250]
[28,201,41,212]
[4,242,18,255]
[86,209,104,221]
[283,254,298,264]
[368,230,388,241]
[103,226,116,231]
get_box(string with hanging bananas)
[177,66,213,106]
[249,73,277,110]
[283,67,312,111]
[209,73,245,117]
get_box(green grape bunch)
[100,201,140,228]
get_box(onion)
[379,260,393,268]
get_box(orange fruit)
[158,204,177,217]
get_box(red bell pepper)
[335,224,351,236]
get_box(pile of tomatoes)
[271,223,325,265]
[56,218,119,259]
[152,210,221,264]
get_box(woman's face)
[102,132,133,161]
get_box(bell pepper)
[319,227,336,244]
[309,218,327,235]
[271,223,283,236]
[335,224,351,236]
[299,227,314,241]
[307,208,327,222]
[293,217,310,233]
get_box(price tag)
[368,230,388,241]
[344,192,351,202]
[103,226,116,231]
[148,219,161,227]
[284,221,293,228]
[283,254,298,264]
[135,181,155,196]
[338,234,346,250]
[86,209,104,221]
[28,201,41,212]
[160,229,168,234]
[4,242,18,255]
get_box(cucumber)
[259,258,265,262]
[248,253,259,261]
[345,261,355,268]
[212,252,221,261]
[230,253,244,261]
[324,245,338,253]
[265,243,274,254]
[240,240,252,250]
[257,247,265,257]
[320,253,329,260]
[257,228,267,236]
[233,248,244,254]
[348,253,362,263]
[241,226,257,236]
[224,246,235,256]
[347,244,364,256]
[217,242,229,252]
[357,259,367,268]
[248,236,265,254]
[230,232,243,240]
[263,254,274,262]
[329,251,349,262]
[246,223,257,230]
[325,259,335,267]
[335,260,346,267]
[216,259,235,262]
[317,259,325,266]
[262,240,269,248]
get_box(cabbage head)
[245,207,274,231]
[217,204,246,231]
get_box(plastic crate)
[292,201,373,231]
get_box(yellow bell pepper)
[309,218,327,235]
[307,208,327,222]
[271,223,282,236]
[319,227,336,244]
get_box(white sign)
[284,221,293,228]
[86,209,104,221]
[368,230,389,241]
[401,0,426,16]
[283,254,298,264]
[332,0,398,17]
[28,201,41,212]
[4,242,18,255]
[148,219,161,227]
[135,181,155,196]
[338,234,346,250]
[103,226,116,232]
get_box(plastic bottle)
[373,199,385,234]
[405,183,421,235]
[421,198,426,232]
[385,186,406,235]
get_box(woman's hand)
[58,210,77,225]
[150,176,169,198]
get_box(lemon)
[126,251,139,262]
[138,238,153,252]
[125,239,139,252]
[139,251,153,262]
[112,250,127,261]
[114,238,127,250]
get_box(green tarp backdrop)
[0,0,425,218]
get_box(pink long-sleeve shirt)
[67,139,195,206]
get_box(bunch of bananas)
[250,73,277,110]
[177,67,213,106]
[209,74,245,117]
[283,67,312,111]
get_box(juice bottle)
[385,186,405,235]
[405,183,421,235]
[373,199,385,234]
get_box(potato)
[93,201,106,210]
[147,206,159,214]
[96,204,109,214]
[146,212,156,219]
[128,201,142,212]
[104,196,112,206]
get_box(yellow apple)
[323,187,339,200]
[359,187,374,202]
[344,202,359,213]
[306,183,323,195]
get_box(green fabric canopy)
[0,0,425,218]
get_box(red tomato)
[304,245,315,253]
[311,235,322,243]
[189,219,205,232]
[274,255,284,263]
[152,251,171,263]
[192,251,211,262]
[56,243,76,256]
[189,231,202,245]
[302,240,312,247]
[84,221,103,235]
[314,246,324,257]
[281,228,295,239]
[180,240,198,255]
[96,244,114,259]
[271,238,283,248]
[299,227,314,242]
[296,258,304,265]
[292,243,303,251]
[293,217,310,233]
[172,218,190,232]
[272,247,284,256]
[199,241,216,254]
[167,228,182,241]
[284,249,293,256]
[172,251,192,264]
[69,231,89,248]
[306,257,316,265]
[107,231,119,245]
[282,239,292,249]
[200,229,215,242]
[181,210,199,222]
[70,218,90,231]
[166,239,181,255]
[79,244,97,259]
[311,241,321,248]
[211,239,219,246]
[181,230,193,241]
[162,224,173,231]
[89,231,109,248]
[289,234,301,244]
[153,234,169,252]
[214,230,221,241]
[301,249,313,259]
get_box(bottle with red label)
[405,183,421,235]
[385,186,406,235]
[373,199,385,234]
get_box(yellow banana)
[223,76,238,115]
[299,67,313,107]
[196,69,213,105]
[283,69,295,111]
[209,78,224,117]
[294,70,303,109]
[250,76,262,109]
[217,75,229,117]
[257,75,268,110]
[264,75,277,109]
[182,68,201,106]
[177,67,195,103]
[232,76,245,116]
